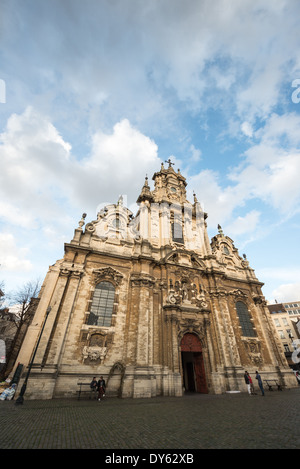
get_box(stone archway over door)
[180,333,208,393]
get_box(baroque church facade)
[13,161,295,399]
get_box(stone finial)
[136,174,154,203]
[78,213,87,228]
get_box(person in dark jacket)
[90,376,97,390]
[97,376,106,401]
[244,371,251,394]
[255,371,265,396]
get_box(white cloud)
[0,107,161,227]
[189,144,202,163]
[86,119,158,176]
[0,201,36,229]
[0,106,72,223]
[236,63,284,122]
[255,267,300,303]
[255,112,300,148]
[72,118,160,213]
[271,283,300,304]
[241,122,253,138]
[233,113,300,215]
[256,267,300,283]
[2,1,300,134]
[226,210,261,236]
[188,111,300,241]
[0,233,33,272]
[189,169,228,227]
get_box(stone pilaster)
[46,269,83,367]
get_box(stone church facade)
[13,161,295,399]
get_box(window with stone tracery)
[88,281,115,327]
[236,301,257,337]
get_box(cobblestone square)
[1,388,299,451]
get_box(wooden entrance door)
[193,352,208,393]
[180,333,208,393]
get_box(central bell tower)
[152,159,188,205]
[136,159,211,256]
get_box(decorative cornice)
[59,264,84,278]
[130,273,156,287]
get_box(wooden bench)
[77,382,98,400]
[264,379,283,391]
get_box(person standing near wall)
[97,376,106,401]
[244,371,251,395]
[255,371,265,396]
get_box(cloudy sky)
[1,0,300,303]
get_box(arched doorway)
[180,333,208,393]
[106,362,126,397]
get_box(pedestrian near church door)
[180,333,208,393]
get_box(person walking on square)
[97,376,106,401]
[255,371,265,396]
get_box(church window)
[172,222,184,244]
[88,281,115,327]
[223,245,230,255]
[112,217,121,229]
[236,301,257,337]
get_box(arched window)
[88,281,115,327]
[236,301,257,337]
[223,245,230,255]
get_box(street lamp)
[15,306,51,405]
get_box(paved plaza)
[0,387,300,451]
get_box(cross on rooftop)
[165,158,175,167]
